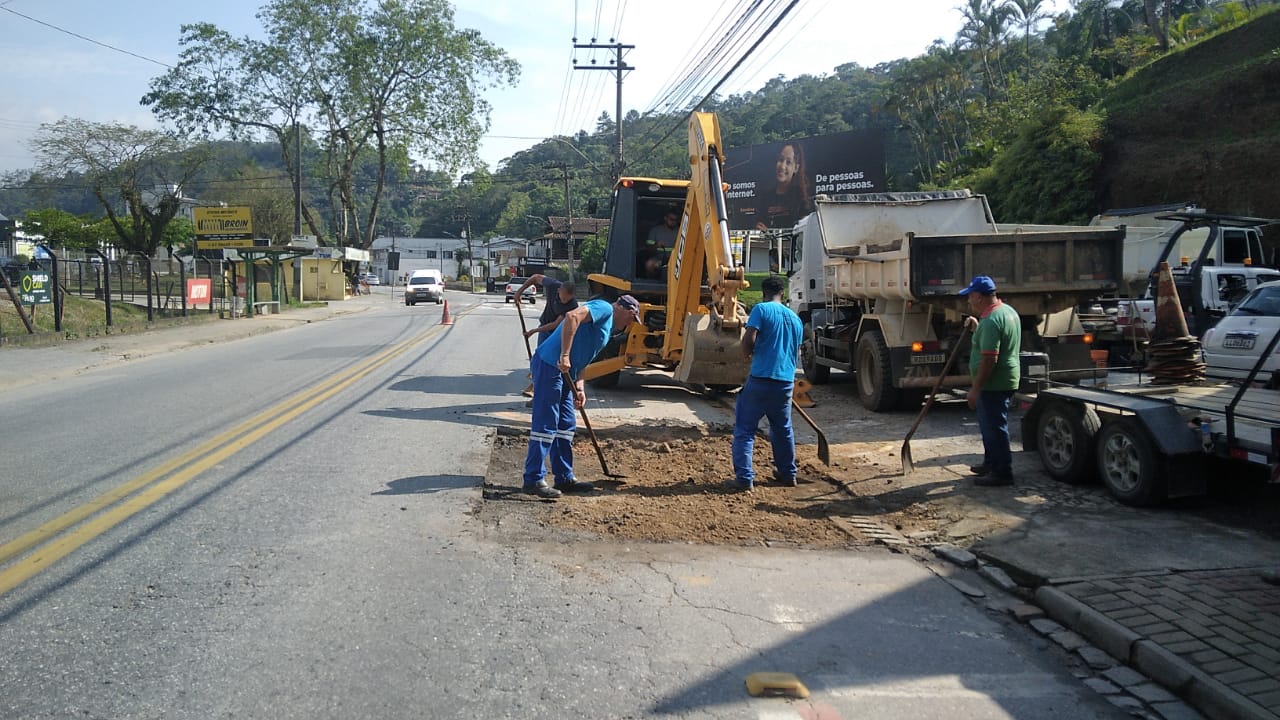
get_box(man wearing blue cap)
[522,294,641,498]
[960,275,1020,486]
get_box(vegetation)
[2,0,1278,261]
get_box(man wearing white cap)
[960,275,1020,487]
[522,295,641,498]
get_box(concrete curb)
[1035,586,1277,720]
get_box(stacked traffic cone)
[1144,261,1204,384]
[441,300,454,326]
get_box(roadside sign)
[186,278,212,306]
[19,271,51,305]
[194,206,255,248]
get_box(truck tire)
[801,322,830,384]
[854,330,897,412]
[1096,418,1167,506]
[1036,401,1100,484]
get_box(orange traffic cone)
[1152,261,1189,340]
[441,300,454,326]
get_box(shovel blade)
[901,441,914,475]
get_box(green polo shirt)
[968,301,1021,391]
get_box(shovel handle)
[515,296,533,359]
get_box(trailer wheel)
[1096,418,1167,506]
[801,322,830,384]
[854,330,897,412]
[1036,401,1100,485]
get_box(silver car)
[1202,279,1280,381]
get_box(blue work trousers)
[977,390,1015,480]
[732,376,797,485]
[523,357,577,487]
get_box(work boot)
[524,482,562,499]
[771,473,798,487]
[973,474,1013,487]
[724,479,753,492]
[969,464,991,476]
[554,478,595,493]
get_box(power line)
[0,6,172,68]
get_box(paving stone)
[933,544,978,568]
[1233,677,1280,695]
[979,564,1018,592]
[1093,579,1126,592]
[1084,677,1122,695]
[1092,598,1135,613]
[1172,618,1212,638]
[1030,618,1064,636]
[1133,621,1178,636]
[1148,604,1182,622]
[1204,636,1249,657]
[1189,648,1229,664]
[1008,603,1044,622]
[1214,624,1254,645]
[1151,630,1196,645]
[1106,695,1146,710]
[1201,658,1247,674]
[1253,688,1280,708]
[1165,640,1211,655]
[1239,653,1280,676]
[1051,630,1088,651]
[1131,682,1179,704]
[1149,700,1208,720]
[1217,666,1265,684]
[1102,665,1148,687]
[1109,607,1151,621]
[1120,613,1162,628]
[1078,645,1118,670]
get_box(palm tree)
[1006,0,1050,59]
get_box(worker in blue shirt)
[731,276,803,490]
[523,295,641,498]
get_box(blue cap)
[958,275,997,296]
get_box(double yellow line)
[0,322,446,598]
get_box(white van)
[404,269,444,305]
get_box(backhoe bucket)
[673,313,750,387]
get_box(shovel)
[563,371,625,478]
[516,292,535,396]
[791,400,830,465]
[902,325,970,475]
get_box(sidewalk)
[1034,568,1280,720]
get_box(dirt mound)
[482,423,934,548]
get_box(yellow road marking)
[0,323,445,597]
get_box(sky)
[0,0,1070,178]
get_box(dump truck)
[581,111,751,390]
[786,190,1127,411]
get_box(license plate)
[910,353,946,365]
[1223,336,1256,349]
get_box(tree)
[30,119,211,256]
[144,0,518,250]
[1006,0,1051,58]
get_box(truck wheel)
[1096,418,1167,506]
[854,330,897,412]
[801,322,830,384]
[1036,401,1100,484]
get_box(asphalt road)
[0,291,1130,719]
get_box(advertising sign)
[723,129,886,231]
[18,271,52,305]
[193,206,255,248]
[186,278,213,306]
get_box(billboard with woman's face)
[723,129,886,231]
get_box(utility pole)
[561,164,574,282]
[574,41,633,182]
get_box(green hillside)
[1097,9,1280,216]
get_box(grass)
[0,291,243,345]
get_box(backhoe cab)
[583,112,750,389]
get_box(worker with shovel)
[730,275,803,491]
[522,295,641,499]
[517,274,579,346]
[961,275,1021,487]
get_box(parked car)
[404,269,444,305]
[505,277,537,304]
[1202,279,1280,382]
[362,272,380,286]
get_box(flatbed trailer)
[1021,330,1280,505]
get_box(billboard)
[723,129,885,231]
[193,206,254,248]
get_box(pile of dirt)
[482,423,938,548]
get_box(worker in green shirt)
[961,275,1021,487]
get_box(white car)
[362,272,381,286]
[1201,279,1280,382]
[504,277,537,304]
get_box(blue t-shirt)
[747,301,802,381]
[534,298,615,379]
